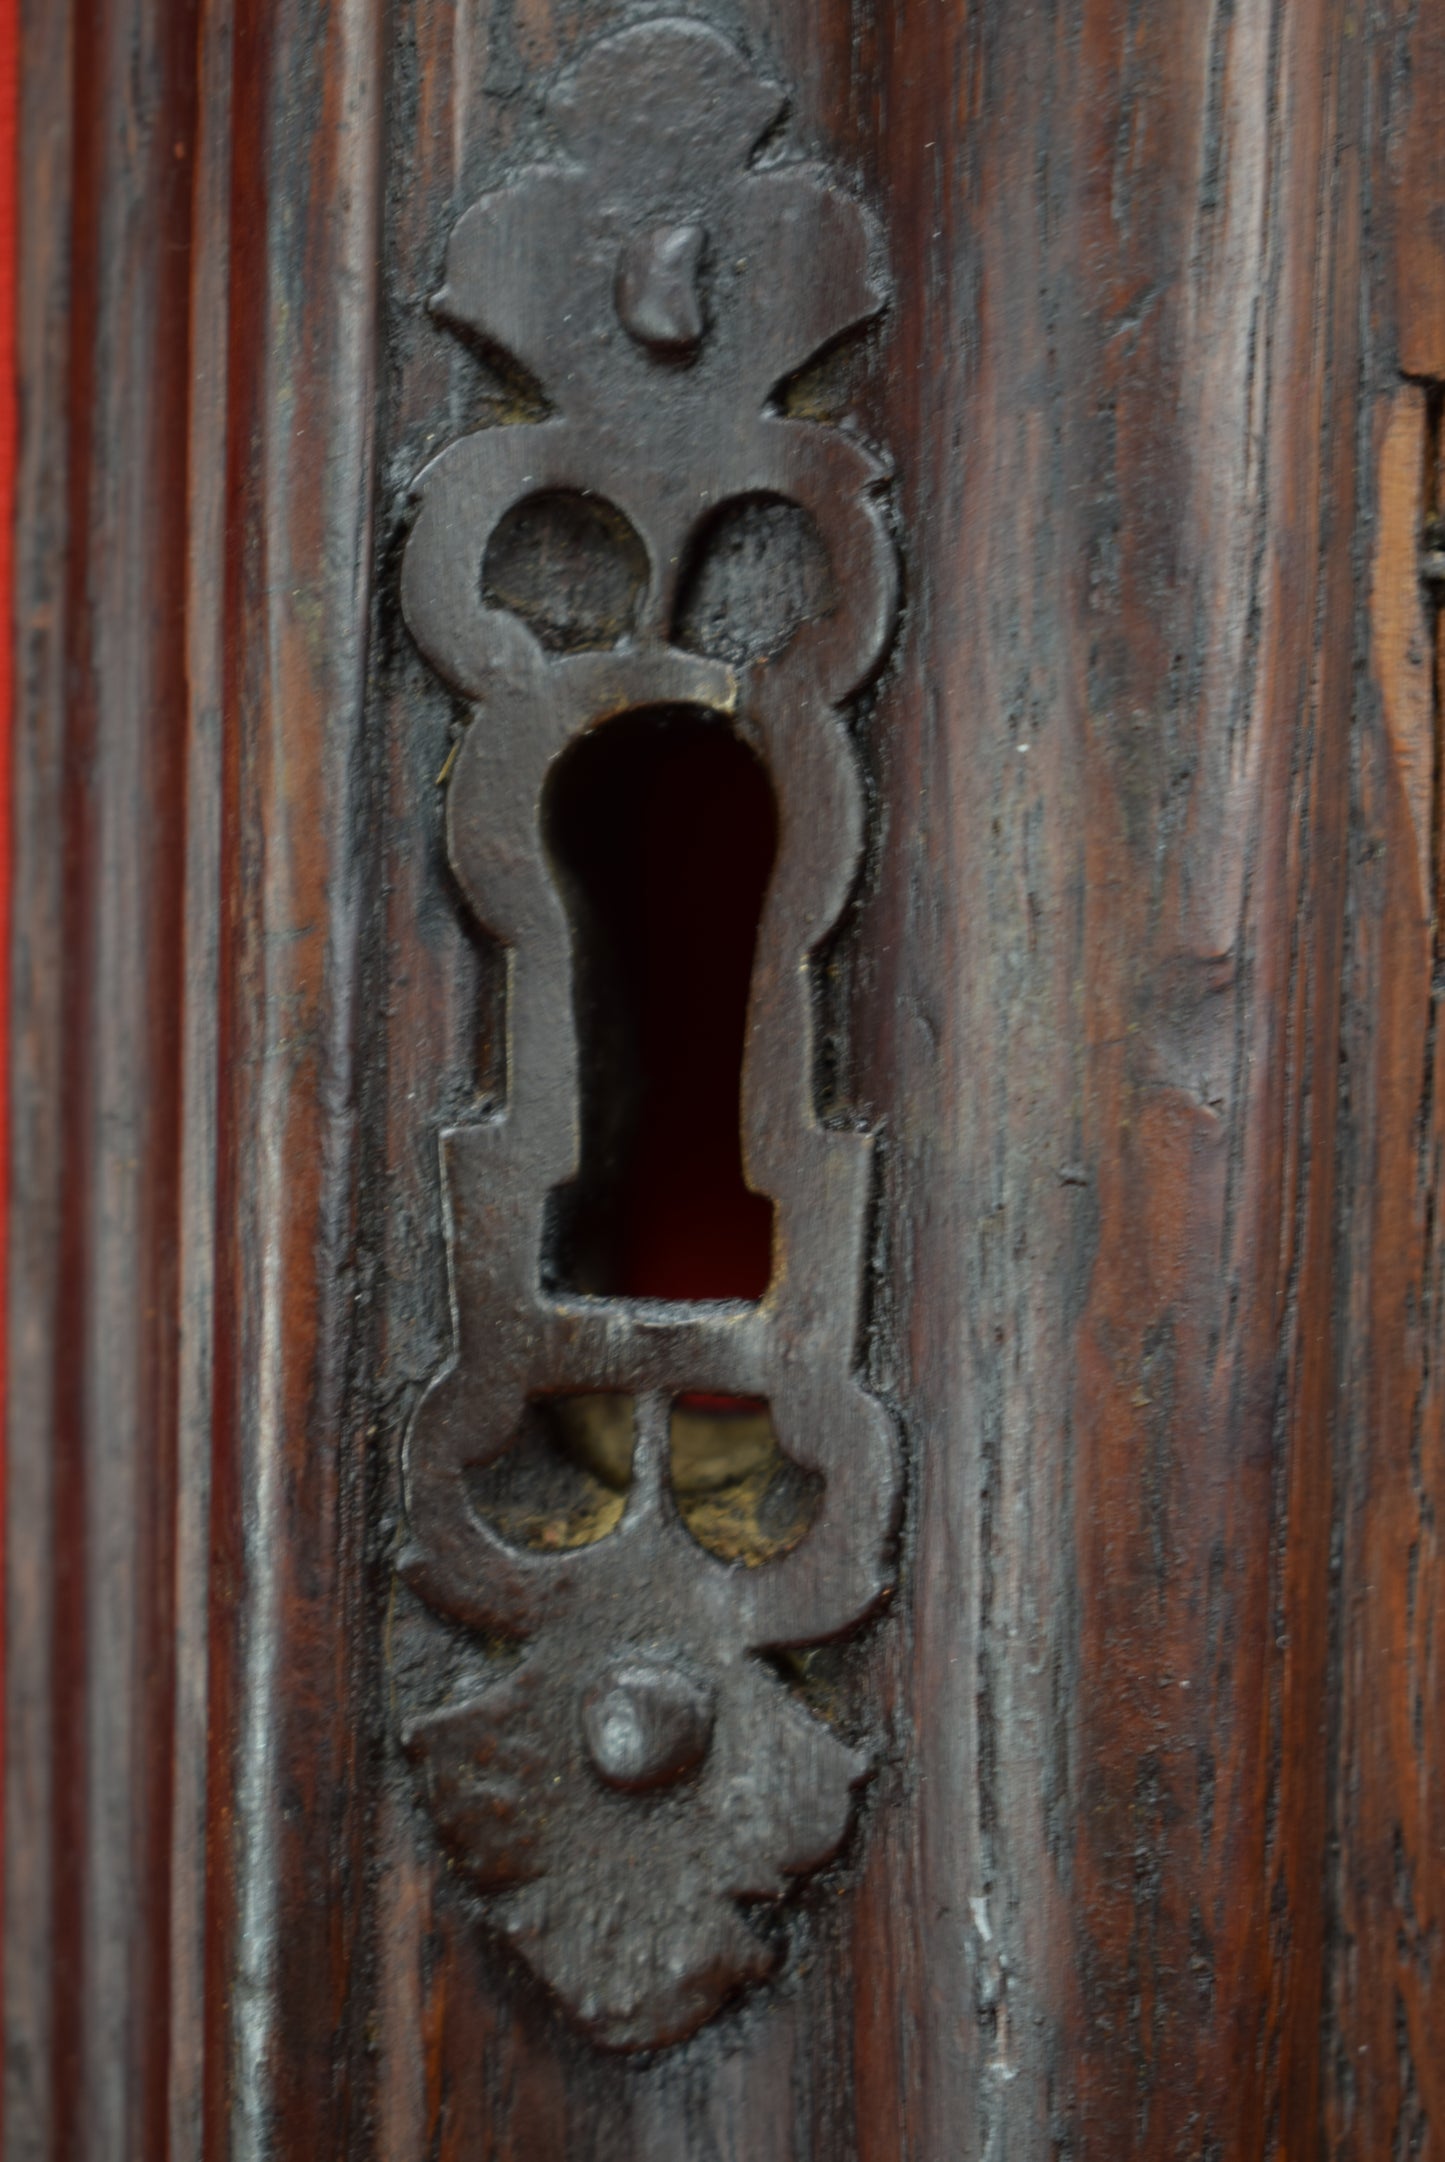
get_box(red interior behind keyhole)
[619,720,775,1300]
[546,709,777,1302]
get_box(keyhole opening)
[541,706,777,1300]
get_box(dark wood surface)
[1331,4,1445,2152]
[6,1,1442,2157]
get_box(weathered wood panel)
[1327,6,1445,2153]
[851,5,1361,2155]
[7,1,199,2153]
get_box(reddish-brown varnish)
[0,0,19,1984]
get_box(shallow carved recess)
[396,18,900,2052]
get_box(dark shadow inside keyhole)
[541,706,777,1300]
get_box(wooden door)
[7,2,1444,2156]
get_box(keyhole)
[541,706,777,1300]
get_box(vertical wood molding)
[6,0,73,2148]
[170,4,233,2157]
[202,0,385,2151]
[9,1,201,2153]
[1328,3,1445,2145]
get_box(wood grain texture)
[6,1,1443,2157]
[6,0,73,2145]
[1326,6,1445,2149]
[171,9,233,2150]
[202,0,385,2152]
[852,5,1361,2155]
[8,1,199,2154]
[1392,0,1445,381]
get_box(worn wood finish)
[203,2,385,2152]
[1328,6,1445,2153]
[9,0,385,2154]
[7,2,199,2154]
[853,5,1362,2154]
[7,1,1442,2157]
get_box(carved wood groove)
[393,19,901,2052]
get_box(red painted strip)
[0,0,17,1954]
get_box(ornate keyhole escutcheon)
[395,18,901,2052]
